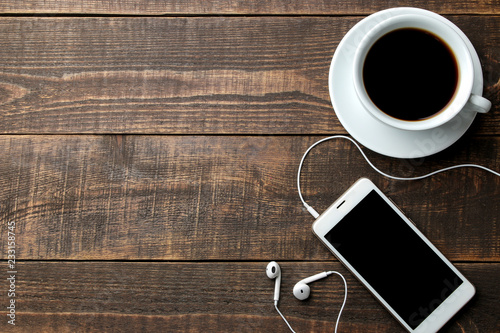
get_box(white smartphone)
[312,178,475,333]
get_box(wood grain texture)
[0,261,498,332]
[0,135,498,261]
[0,5,498,332]
[0,16,498,134]
[0,0,498,15]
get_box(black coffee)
[363,28,458,121]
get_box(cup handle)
[467,94,491,113]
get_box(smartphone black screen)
[325,190,462,329]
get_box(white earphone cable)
[297,135,500,218]
[275,301,296,333]
[328,271,348,333]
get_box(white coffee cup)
[352,13,491,131]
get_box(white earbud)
[293,271,330,300]
[266,261,281,303]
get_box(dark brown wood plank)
[0,0,498,15]
[0,16,498,134]
[0,135,498,261]
[0,261,498,332]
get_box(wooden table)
[0,1,498,332]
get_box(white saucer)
[329,7,484,158]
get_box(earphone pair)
[266,261,348,333]
[266,261,335,302]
